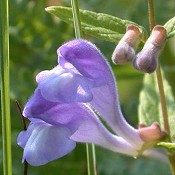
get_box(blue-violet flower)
[18,39,165,166]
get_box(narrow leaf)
[164,16,175,39]
[45,6,148,43]
[138,72,175,142]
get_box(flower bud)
[138,122,167,151]
[112,25,143,64]
[133,25,167,73]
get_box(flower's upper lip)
[58,39,110,84]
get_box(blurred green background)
[1,0,175,174]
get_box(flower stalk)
[148,0,175,174]
[148,0,170,140]
[71,0,97,174]
[156,66,170,135]
[0,0,12,174]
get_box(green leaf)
[138,72,175,142]
[164,16,175,39]
[45,6,148,43]
[157,142,175,151]
[159,72,175,142]
[138,74,159,125]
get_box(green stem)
[92,144,98,175]
[86,144,98,175]
[156,66,170,135]
[148,0,170,140]
[0,0,12,174]
[148,0,156,30]
[86,144,91,175]
[71,1,97,174]
[148,0,175,174]
[71,0,83,38]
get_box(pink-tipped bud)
[133,25,167,73]
[112,25,143,64]
[138,122,167,151]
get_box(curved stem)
[15,101,27,130]
[0,0,12,174]
[15,101,28,175]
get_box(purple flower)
[18,39,165,166]
[17,119,76,166]
[18,89,137,166]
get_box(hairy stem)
[71,1,97,174]
[148,0,175,174]
[0,0,12,174]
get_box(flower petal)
[23,87,137,156]
[26,39,143,150]
[90,84,143,147]
[23,89,96,133]
[17,121,76,166]
[38,70,94,103]
[71,104,138,156]
[23,89,57,118]
[36,66,65,83]
[58,39,143,147]
[58,39,109,86]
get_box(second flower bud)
[112,25,143,64]
[133,25,167,73]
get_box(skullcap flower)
[18,39,165,166]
